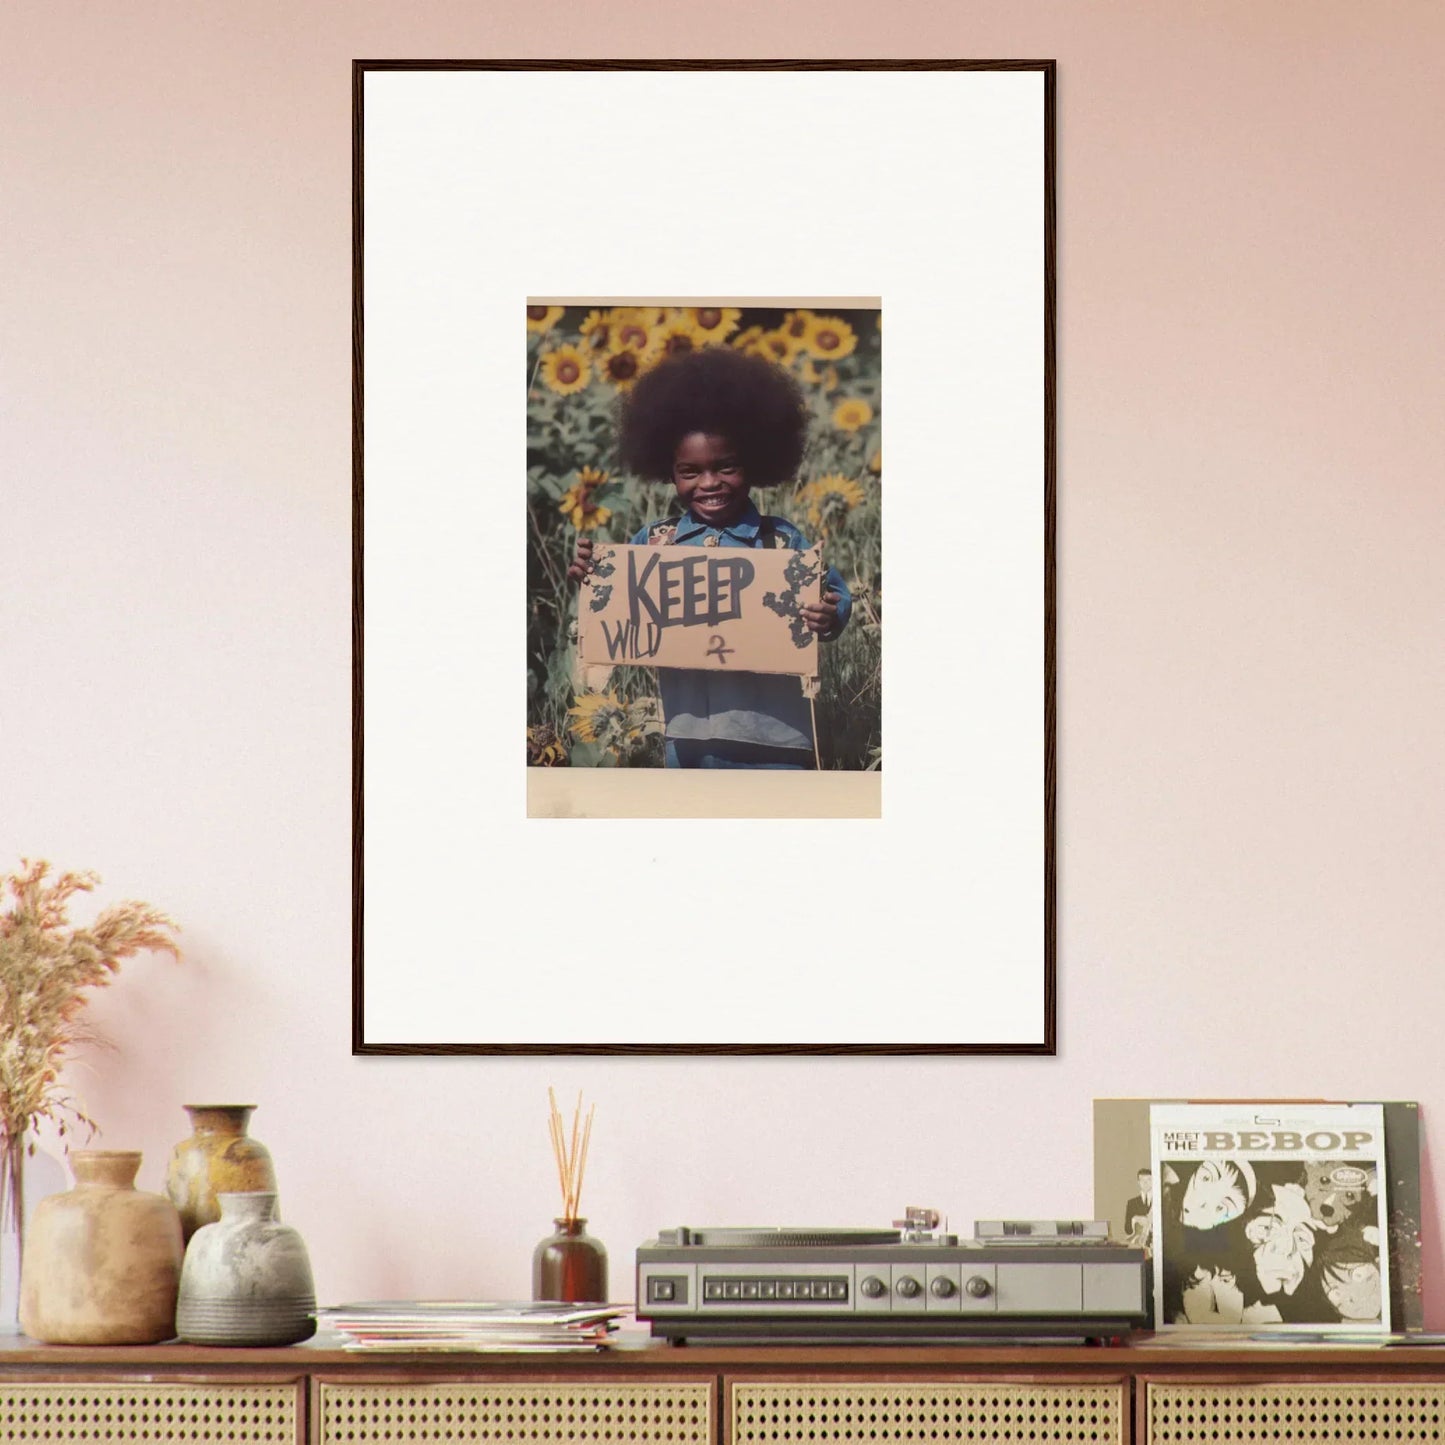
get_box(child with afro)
[569,347,852,769]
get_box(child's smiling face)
[672,431,750,527]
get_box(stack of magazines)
[316,1301,630,1352]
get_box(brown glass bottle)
[532,1217,608,1303]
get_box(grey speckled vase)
[176,1192,315,1346]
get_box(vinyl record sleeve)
[1092,1098,1421,1333]
[1149,1102,1390,1334]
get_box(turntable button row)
[703,1277,849,1302]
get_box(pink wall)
[4,1,1443,1317]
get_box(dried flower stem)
[0,859,179,1230]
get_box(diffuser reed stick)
[547,1087,595,1222]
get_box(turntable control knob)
[895,1275,922,1299]
[930,1276,957,1298]
[965,1275,992,1298]
[860,1275,887,1299]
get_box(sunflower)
[567,690,628,749]
[801,314,858,361]
[780,308,817,341]
[578,308,614,350]
[526,724,568,767]
[832,397,874,433]
[557,465,612,530]
[540,344,591,395]
[686,306,741,345]
[598,345,646,390]
[567,690,657,756]
[755,327,802,367]
[796,473,868,535]
[526,304,565,334]
[868,449,882,474]
[608,306,661,356]
[653,314,701,361]
[730,324,766,354]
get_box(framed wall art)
[354,60,1056,1054]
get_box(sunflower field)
[526,303,882,770]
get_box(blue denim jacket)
[628,502,852,752]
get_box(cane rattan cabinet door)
[729,1379,1126,1445]
[1146,1379,1445,1443]
[317,1378,714,1444]
[0,1380,301,1444]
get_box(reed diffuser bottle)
[533,1090,607,1303]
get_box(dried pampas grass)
[0,859,179,1226]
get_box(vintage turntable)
[635,1209,1147,1342]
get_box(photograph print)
[525,301,882,788]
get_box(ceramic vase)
[176,1192,316,1346]
[165,1104,277,1241]
[19,1150,183,1344]
[532,1217,608,1303]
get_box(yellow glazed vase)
[19,1150,183,1344]
[164,1105,278,1241]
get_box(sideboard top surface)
[2,1334,1445,1373]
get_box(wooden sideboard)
[4,1335,1445,1443]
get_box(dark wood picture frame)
[352,59,1056,1056]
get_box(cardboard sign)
[578,542,821,678]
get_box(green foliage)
[525,305,882,770]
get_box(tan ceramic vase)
[165,1105,277,1241]
[19,1150,183,1344]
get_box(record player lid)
[663,1226,902,1247]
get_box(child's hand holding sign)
[802,590,845,638]
[567,537,594,582]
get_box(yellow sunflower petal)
[781,308,816,341]
[540,344,591,395]
[608,307,662,355]
[802,315,858,361]
[795,472,868,532]
[579,308,615,349]
[560,467,612,530]
[653,316,701,361]
[756,328,802,366]
[832,397,874,432]
[567,690,627,747]
[599,345,647,389]
[687,306,741,344]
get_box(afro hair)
[619,348,807,487]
